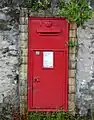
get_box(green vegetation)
[24,0,51,11]
[27,110,88,120]
[68,41,78,47]
[25,0,92,25]
[57,0,92,25]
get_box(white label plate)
[43,52,53,68]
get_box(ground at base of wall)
[27,111,92,120]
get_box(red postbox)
[28,17,69,111]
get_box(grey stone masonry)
[19,8,28,117]
[68,22,77,112]
[76,19,94,115]
[0,7,19,119]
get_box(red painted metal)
[28,17,69,111]
[28,17,68,50]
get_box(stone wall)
[19,8,28,118]
[1,6,94,119]
[19,8,77,115]
[68,23,77,112]
[0,5,94,120]
[0,7,19,119]
[76,19,94,115]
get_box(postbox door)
[30,50,68,111]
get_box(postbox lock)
[33,77,40,83]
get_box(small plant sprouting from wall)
[68,41,78,47]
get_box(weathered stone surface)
[69,85,76,94]
[69,53,76,61]
[76,19,94,115]
[19,64,27,73]
[19,25,28,32]
[21,56,27,64]
[70,22,77,30]
[69,70,76,78]
[19,17,28,25]
[69,30,77,38]
[69,60,76,69]
[69,37,77,42]
[19,32,28,41]
[21,48,28,56]
[0,8,19,119]
[19,72,27,81]
[69,94,75,102]
[20,40,28,49]
[69,47,77,54]
[69,78,76,86]
[20,8,28,17]
[68,101,75,111]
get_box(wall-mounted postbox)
[28,17,68,111]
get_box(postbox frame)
[28,17,69,111]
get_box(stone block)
[69,85,76,94]
[29,10,45,17]
[68,101,75,111]
[20,103,25,114]
[19,87,25,96]
[20,96,25,103]
[24,87,27,96]
[20,8,28,17]
[21,48,28,57]
[69,47,77,54]
[19,83,27,95]
[20,80,26,86]
[20,40,28,49]
[19,64,27,74]
[20,33,28,41]
[69,30,76,38]
[69,70,76,78]
[70,22,77,30]
[69,94,75,102]
[20,96,27,111]
[69,60,76,69]
[69,37,77,42]
[69,30,73,38]
[29,9,53,17]
[69,78,76,86]
[19,72,27,81]
[19,17,28,25]
[19,84,27,96]
[19,25,28,33]
[21,56,27,64]
[69,53,76,61]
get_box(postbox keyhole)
[33,77,40,83]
